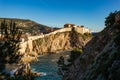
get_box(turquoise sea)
[31,51,70,80]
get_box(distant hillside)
[0,18,54,35]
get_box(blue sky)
[0,0,120,32]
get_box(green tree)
[67,49,83,65]
[105,11,118,27]
[0,20,22,64]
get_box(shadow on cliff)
[69,27,83,49]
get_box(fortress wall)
[75,27,84,34]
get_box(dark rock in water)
[0,63,41,80]
[15,63,41,77]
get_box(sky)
[0,0,120,32]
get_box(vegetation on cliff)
[105,11,119,27]
[67,49,83,65]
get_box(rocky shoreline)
[0,50,71,80]
[0,63,41,80]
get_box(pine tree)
[105,11,119,27]
[0,20,22,64]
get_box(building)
[64,24,91,34]
[64,24,77,28]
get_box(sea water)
[31,51,70,80]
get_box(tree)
[0,20,22,64]
[105,11,118,27]
[67,49,83,65]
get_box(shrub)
[105,11,119,27]
[82,32,92,40]
[67,49,83,65]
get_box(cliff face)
[32,29,91,54]
[62,12,120,80]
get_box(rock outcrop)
[62,12,120,80]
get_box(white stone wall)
[75,27,91,34]
[19,41,28,54]
[75,27,84,34]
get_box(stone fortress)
[64,23,91,34]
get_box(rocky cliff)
[32,29,91,54]
[19,28,92,62]
[62,11,120,80]
[32,28,92,54]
